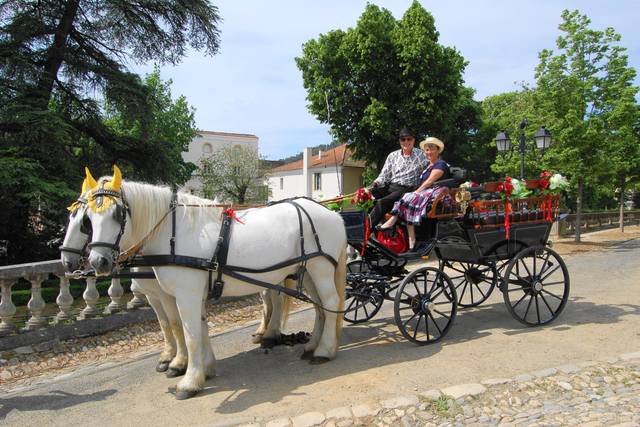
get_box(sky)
[130,0,640,160]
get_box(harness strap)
[207,211,233,300]
[59,246,85,255]
[170,188,177,260]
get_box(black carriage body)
[435,218,552,264]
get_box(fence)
[554,210,640,237]
[0,260,148,349]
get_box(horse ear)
[111,164,122,191]
[85,167,98,190]
[80,177,89,195]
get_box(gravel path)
[258,352,640,427]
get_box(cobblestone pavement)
[0,295,310,387]
[254,352,640,427]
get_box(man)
[369,128,428,228]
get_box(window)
[313,173,322,191]
[279,177,284,190]
[202,143,212,156]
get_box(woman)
[378,137,450,252]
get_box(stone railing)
[0,260,148,339]
[554,210,640,237]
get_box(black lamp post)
[495,119,553,180]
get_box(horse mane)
[97,177,221,243]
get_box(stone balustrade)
[0,260,148,339]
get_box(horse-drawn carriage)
[340,180,570,344]
[60,166,570,399]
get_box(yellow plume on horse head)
[88,164,124,213]
[67,166,99,212]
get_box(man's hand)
[371,181,380,188]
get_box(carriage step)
[398,241,435,260]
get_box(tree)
[295,1,483,175]
[104,68,199,185]
[533,10,639,241]
[199,145,270,205]
[0,1,220,262]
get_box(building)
[181,130,258,194]
[268,144,366,201]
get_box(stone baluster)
[0,279,17,336]
[127,286,147,309]
[55,274,74,322]
[104,277,125,314]
[78,277,100,319]
[25,274,48,330]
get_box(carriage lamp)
[494,119,552,180]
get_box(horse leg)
[252,289,272,344]
[174,288,207,400]
[305,248,346,363]
[261,289,283,346]
[301,275,325,360]
[201,299,216,379]
[162,293,188,378]
[131,279,175,373]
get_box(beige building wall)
[181,131,258,194]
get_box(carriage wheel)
[442,261,497,308]
[393,267,457,345]
[502,247,570,326]
[344,260,384,324]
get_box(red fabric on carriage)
[376,227,408,254]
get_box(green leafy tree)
[295,1,483,176]
[199,145,270,205]
[533,10,639,241]
[104,68,199,184]
[0,0,220,262]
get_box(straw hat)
[419,137,445,153]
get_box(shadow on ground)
[0,389,117,420]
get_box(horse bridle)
[86,187,130,262]
[59,195,92,258]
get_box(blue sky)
[130,1,640,160]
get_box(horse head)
[84,165,132,276]
[60,167,98,272]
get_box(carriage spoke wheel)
[502,246,570,326]
[344,260,384,324]
[442,261,497,308]
[394,267,457,345]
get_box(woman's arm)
[415,168,444,192]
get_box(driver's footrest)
[398,241,435,260]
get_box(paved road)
[2,238,639,427]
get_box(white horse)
[83,166,347,399]
[60,171,296,377]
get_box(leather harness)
[90,189,338,304]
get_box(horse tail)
[281,278,296,328]
[334,244,347,341]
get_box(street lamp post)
[495,119,553,180]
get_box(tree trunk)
[619,180,625,233]
[34,0,81,106]
[575,178,584,243]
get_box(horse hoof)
[300,350,314,360]
[260,338,277,349]
[175,390,199,400]
[156,361,170,372]
[166,367,186,378]
[309,356,331,365]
